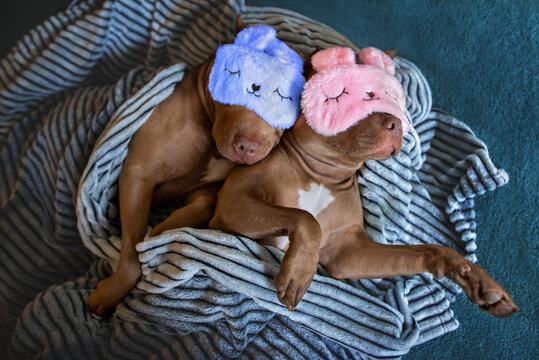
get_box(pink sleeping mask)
[301,47,410,136]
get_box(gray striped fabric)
[0,0,508,359]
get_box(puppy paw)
[430,250,519,318]
[274,271,313,311]
[453,263,519,318]
[274,249,319,311]
[88,272,139,316]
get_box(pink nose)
[233,135,260,159]
[382,116,402,133]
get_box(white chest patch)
[201,157,235,183]
[297,183,334,218]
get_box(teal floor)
[1,1,537,359]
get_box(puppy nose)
[233,135,260,158]
[251,83,261,92]
[382,116,402,133]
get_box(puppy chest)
[296,183,335,218]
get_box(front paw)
[274,252,319,311]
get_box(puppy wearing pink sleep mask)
[301,46,410,136]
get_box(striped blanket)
[0,0,508,358]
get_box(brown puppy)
[208,49,519,318]
[88,16,292,316]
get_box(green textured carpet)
[1,1,537,359]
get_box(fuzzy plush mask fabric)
[301,47,410,135]
[208,25,305,129]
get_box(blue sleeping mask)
[209,25,305,129]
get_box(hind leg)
[89,166,154,316]
[322,227,519,318]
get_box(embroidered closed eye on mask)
[208,25,305,129]
[301,46,410,136]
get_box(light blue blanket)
[0,0,508,358]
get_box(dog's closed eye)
[274,87,293,101]
[225,68,240,76]
[324,88,348,103]
[384,90,398,102]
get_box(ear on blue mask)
[208,25,305,129]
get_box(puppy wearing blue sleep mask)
[209,25,305,130]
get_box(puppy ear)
[234,13,248,35]
[358,47,396,75]
[311,47,356,72]
[384,49,397,59]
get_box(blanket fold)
[0,0,508,358]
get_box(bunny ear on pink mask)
[312,47,396,75]
[311,47,356,72]
[301,46,410,136]
[357,47,396,75]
